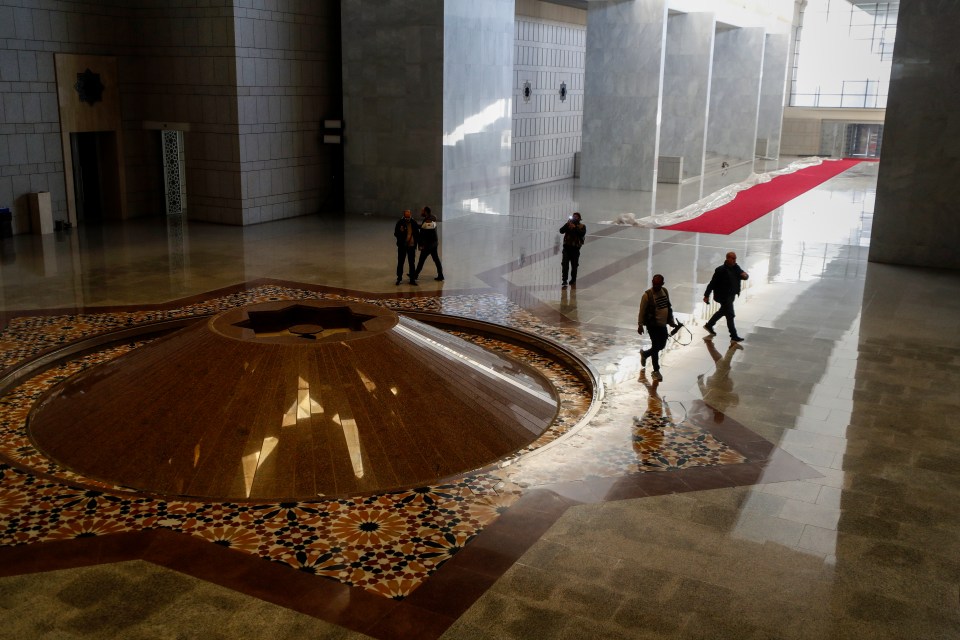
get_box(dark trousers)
[642,324,668,372]
[706,298,739,338]
[397,245,416,280]
[415,245,443,277]
[561,246,581,283]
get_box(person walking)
[703,251,749,342]
[394,209,420,285]
[414,206,444,281]
[559,211,586,288]
[638,274,677,381]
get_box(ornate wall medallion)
[75,68,105,105]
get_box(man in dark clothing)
[414,206,444,281]
[559,211,586,288]
[703,251,749,342]
[638,274,677,381]
[394,210,420,285]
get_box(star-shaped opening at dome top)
[232,303,377,339]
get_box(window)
[790,1,899,108]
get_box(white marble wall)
[341,0,444,217]
[705,27,765,162]
[442,0,515,219]
[756,33,789,160]
[580,0,668,191]
[660,12,714,180]
[870,0,960,269]
[512,12,586,188]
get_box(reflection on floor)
[1,159,959,639]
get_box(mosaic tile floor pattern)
[0,285,752,599]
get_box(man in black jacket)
[414,206,444,281]
[638,274,677,381]
[703,251,749,342]
[394,210,420,285]
[559,211,586,288]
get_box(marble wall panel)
[870,0,960,269]
[341,0,444,217]
[0,3,83,231]
[661,12,714,180]
[580,0,668,191]
[442,0,515,219]
[512,3,586,188]
[705,27,765,163]
[756,33,789,160]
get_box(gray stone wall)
[0,2,118,232]
[512,11,585,188]
[118,1,242,224]
[233,2,341,225]
[870,0,960,269]
[706,27,765,163]
[0,1,342,230]
[661,12,714,180]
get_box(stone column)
[580,0,668,191]
[442,0,515,219]
[706,27,765,163]
[660,12,715,181]
[756,33,790,160]
[341,0,514,220]
[870,0,960,269]
[341,0,444,217]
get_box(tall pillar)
[870,0,960,269]
[756,34,790,159]
[660,12,715,181]
[341,0,444,217]
[705,27,765,163]
[341,0,513,220]
[442,0,515,219]
[580,0,668,191]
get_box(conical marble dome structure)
[28,300,559,500]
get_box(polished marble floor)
[1,158,959,639]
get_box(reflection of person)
[703,251,749,342]
[633,371,668,456]
[721,161,729,176]
[394,210,420,285]
[697,339,742,422]
[560,284,576,315]
[414,206,444,282]
[559,212,586,288]
[637,274,676,381]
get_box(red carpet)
[663,159,863,235]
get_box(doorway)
[844,124,883,159]
[70,131,121,223]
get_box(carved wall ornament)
[74,68,105,105]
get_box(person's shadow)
[697,338,742,422]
